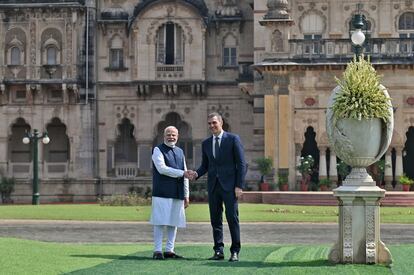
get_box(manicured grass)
[2,238,411,275]
[0,204,414,223]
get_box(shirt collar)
[213,131,224,140]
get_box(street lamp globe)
[351,29,365,46]
[42,136,50,144]
[22,136,30,144]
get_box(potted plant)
[278,174,289,191]
[327,55,393,171]
[296,155,314,191]
[336,160,351,186]
[254,157,273,191]
[318,178,332,191]
[0,177,15,204]
[399,174,413,192]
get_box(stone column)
[319,146,327,179]
[295,143,302,178]
[384,149,393,190]
[395,146,403,178]
[328,168,392,265]
[329,149,338,177]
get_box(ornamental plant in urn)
[326,56,393,181]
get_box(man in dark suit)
[192,112,246,262]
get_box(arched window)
[46,46,57,65]
[10,47,21,65]
[271,30,284,52]
[156,22,184,65]
[301,13,324,54]
[109,35,124,69]
[223,34,237,66]
[398,12,414,52]
[399,12,414,31]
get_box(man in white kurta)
[150,126,190,260]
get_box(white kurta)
[149,145,189,228]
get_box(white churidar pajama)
[150,145,189,252]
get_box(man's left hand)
[235,187,243,198]
[184,198,189,208]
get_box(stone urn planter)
[326,57,393,265]
[326,85,393,178]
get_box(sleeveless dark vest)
[152,143,185,200]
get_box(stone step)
[242,191,414,206]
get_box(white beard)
[165,141,176,147]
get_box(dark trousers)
[208,179,240,254]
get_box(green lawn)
[2,238,412,275]
[1,204,414,223]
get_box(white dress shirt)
[150,143,189,228]
[213,131,224,158]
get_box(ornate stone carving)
[343,204,353,263]
[66,19,73,78]
[264,0,291,20]
[216,0,241,17]
[365,204,376,263]
[29,20,36,79]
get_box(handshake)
[184,170,198,181]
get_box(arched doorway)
[114,118,138,178]
[154,112,193,166]
[44,118,70,176]
[403,126,414,189]
[8,118,31,178]
[301,126,320,190]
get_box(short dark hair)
[207,112,223,123]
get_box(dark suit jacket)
[196,132,247,193]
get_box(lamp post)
[351,13,366,58]
[23,129,50,205]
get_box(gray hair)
[164,126,178,135]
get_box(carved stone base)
[329,168,393,265]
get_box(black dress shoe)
[163,252,184,259]
[208,251,224,260]
[153,251,164,260]
[229,252,239,262]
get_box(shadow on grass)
[203,259,334,268]
[71,253,205,262]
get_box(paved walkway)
[0,220,413,245]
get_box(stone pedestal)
[328,168,392,265]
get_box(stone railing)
[287,37,414,60]
[116,163,138,178]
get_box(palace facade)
[0,0,413,202]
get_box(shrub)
[0,177,15,203]
[99,192,151,206]
[333,55,391,123]
[254,157,273,177]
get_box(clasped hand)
[184,170,197,180]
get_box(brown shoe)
[163,252,184,259]
[153,251,164,260]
